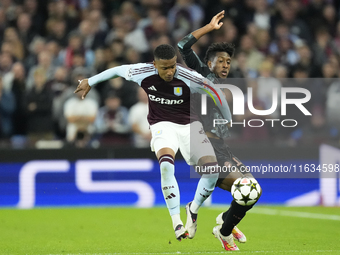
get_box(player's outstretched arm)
[74,65,133,99]
[74,79,91,99]
[192,10,224,40]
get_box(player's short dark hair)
[153,44,176,60]
[204,42,235,64]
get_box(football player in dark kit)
[74,44,233,242]
[178,10,261,251]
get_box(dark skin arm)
[74,79,91,99]
[191,10,225,40]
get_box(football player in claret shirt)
[75,44,232,241]
[178,10,262,251]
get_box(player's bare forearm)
[74,79,91,99]
[191,24,215,40]
[192,10,225,40]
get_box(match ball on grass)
[231,177,261,206]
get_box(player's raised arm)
[178,10,225,76]
[192,10,225,40]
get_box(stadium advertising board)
[1,146,339,208]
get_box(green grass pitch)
[0,206,340,254]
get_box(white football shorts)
[150,121,216,165]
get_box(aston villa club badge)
[174,87,182,96]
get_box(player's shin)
[159,155,181,228]
[192,167,219,212]
[220,200,256,237]
[185,165,218,239]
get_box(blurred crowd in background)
[0,0,340,149]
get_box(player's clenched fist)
[74,79,91,99]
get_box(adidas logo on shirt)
[148,86,157,91]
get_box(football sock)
[159,154,180,216]
[220,200,254,236]
[193,163,219,213]
[171,213,182,229]
[190,201,200,214]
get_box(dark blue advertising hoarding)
[1,149,339,208]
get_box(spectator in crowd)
[0,76,16,138]
[47,0,78,32]
[137,6,162,31]
[0,7,7,42]
[25,68,54,144]
[278,5,312,44]
[3,62,26,135]
[107,39,126,63]
[45,40,62,67]
[59,31,94,69]
[255,28,271,55]
[26,50,56,90]
[305,0,328,35]
[0,51,14,76]
[332,20,340,54]
[273,64,289,88]
[55,66,100,140]
[256,60,282,119]
[168,0,204,41]
[69,50,95,75]
[78,19,106,51]
[88,9,108,33]
[144,15,169,44]
[93,48,108,74]
[312,28,337,69]
[234,79,270,142]
[23,0,45,35]
[88,0,105,14]
[0,0,339,147]
[239,34,265,71]
[105,13,125,45]
[16,12,36,49]
[216,18,238,45]
[119,1,141,23]
[291,43,321,78]
[46,18,68,47]
[64,88,98,147]
[289,105,339,146]
[322,4,337,36]
[94,92,130,145]
[228,51,249,79]
[129,87,151,148]
[283,65,315,138]
[99,62,138,108]
[24,36,46,72]
[326,75,340,131]
[2,0,20,25]
[204,0,248,35]
[125,47,142,64]
[123,16,150,54]
[249,0,272,30]
[48,66,70,138]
